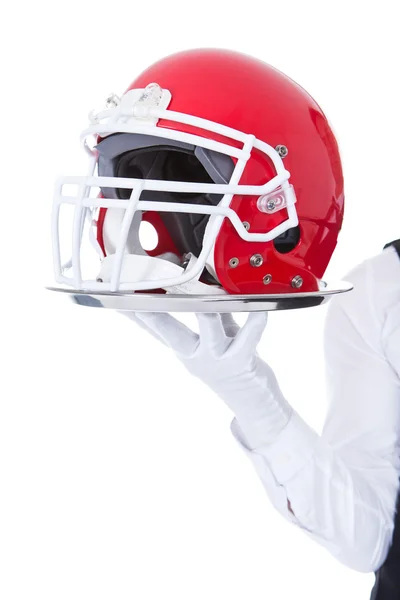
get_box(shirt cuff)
[230,409,321,484]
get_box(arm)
[231,256,400,572]
[123,250,400,572]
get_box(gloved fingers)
[229,312,268,356]
[134,312,199,355]
[195,313,229,351]
[220,313,240,338]
[117,311,169,347]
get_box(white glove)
[122,311,293,449]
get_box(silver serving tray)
[47,281,353,313]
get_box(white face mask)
[51,84,297,293]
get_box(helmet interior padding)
[96,133,234,258]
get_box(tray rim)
[46,281,353,312]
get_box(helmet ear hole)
[273,226,301,254]
[139,220,159,252]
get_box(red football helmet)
[52,48,344,295]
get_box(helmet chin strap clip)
[181,252,199,272]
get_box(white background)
[1,1,400,598]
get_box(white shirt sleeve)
[230,247,400,573]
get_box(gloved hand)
[122,311,293,449]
